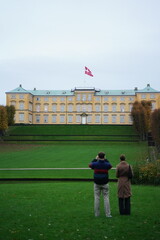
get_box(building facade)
[6,84,160,125]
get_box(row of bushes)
[132,160,160,185]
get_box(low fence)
[0,167,117,182]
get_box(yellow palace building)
[6,84,160,125]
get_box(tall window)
[82,104,87,112]
[82,94,86,101]
[68,104,73,112]
[52,115,57,123]
[76,94,81,101]
[129,104,133,112]
[60,115,65,123]
[129,115,132,123]
[120,104,125,112]
[112,104,117,112]
[36,115,40,123]
[112,115,117,123]
[19,102,24,110]
[76,104,81,112]
[95,104,100,112]
[52,104,57,112]
[29,114,32,123]
[36,104,40,112]
[44,115,48,123]
[19,113,24,121]
[29,103,33,111]
[88,104,92,112]
[103,115,108,123]
[76,115,81,123]
[60,104,65,112]
[87,115,92,123]
[150,94,155,99]
[88,94,92,101]
[103,104,108,112]
[120,115,125,123]
[68,115,73,123]
[44,104,48,112]
[151,102,156,110]
[10,101,16,106]
[95,115,100,123]
[141,94,146,99]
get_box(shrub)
[132,160,160,185]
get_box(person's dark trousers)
[119,197,130,215]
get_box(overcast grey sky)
[0,0,160,105]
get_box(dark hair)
[120,154,125,161]
[98,152,105,159]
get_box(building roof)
[6,84,159,96]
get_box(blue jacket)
[89,159,112,185]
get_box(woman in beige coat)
[116,154,133,215]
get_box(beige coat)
[116,161,133,198]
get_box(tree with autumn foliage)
[5,105,15,126]
[131,101,152,140]
[151,109,160,147]
[0,105,8,136]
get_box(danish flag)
[85,66,94,77]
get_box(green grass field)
[0,141,148,179]
[0,182,160,240]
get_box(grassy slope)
[0,182,159,240]
[0,142,148,178]
[7,124,137,135]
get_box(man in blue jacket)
[89,152,112,217]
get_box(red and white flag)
[85,66,94,77]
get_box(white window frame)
[103,104,108,112]
[95,104,100,112]
[112,115,117,123]
[52,104,57,112]
[19,102,24,110]
[52,115,57,123]
[120,115,125,123]
[36,115,40,123]
[68,115,73,123]
[95,115,100,123]
[112,104,117,112]
[60,115,65,123]
[76,115,81,123]
[44,115,48,123]
[87,115,92,123]
[19,113,24,121]
[103,115,108,123]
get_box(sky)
[0,0,160,105]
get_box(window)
[76,94,81,101]
[95,104,100,112]
[52,115,57,123]
[52,97,57,102]
[112,104,117,112]
[129,97,134,101]
[19,102,24,110]
[36,104,40,112]
[104,96,108,101]
[87,115,92,123]
[44,104,48,112]
[19,94,24,99]
[82,104,87,112]
[103,115,108,123]
[112,97,117,101]
[19,113,24,121]
[76,115,81,123]
[52,104,57,112]
[95,96,100,101]
[68,96,73,101]
[44,97,49,102]
[68,115,73,123]
[82,94,86,101]
[10,101,16,106]
[60,97,65,102]
[36,97,40,101]
[36,115,40,123]
[88,94,92,101]
[95,115,100,123]
[76,104,81,112]
[150,94,155,99]
[88,104,92,112]
[141,94,146,99]
[120,115,125,123]
[120,104,125,112]
[103,104,108,112]
[60,115,65,123]
[112,115,117,123]
[120,97,125,101]
[60,104,65,112]
[44,115,48,123]
[11,95,16,99]
[68,104,73,112]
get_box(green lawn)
[0,182,159,240]
[0,142,148,179]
